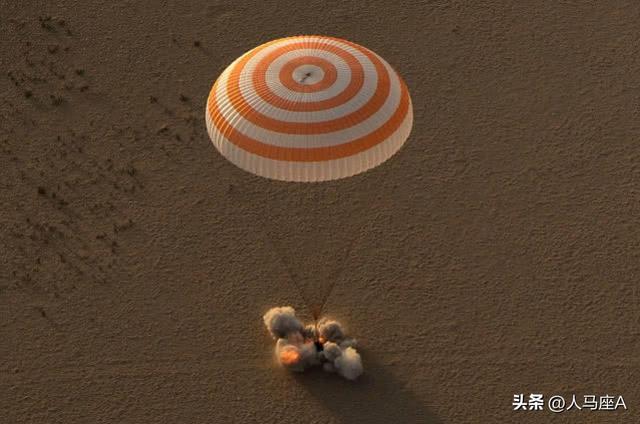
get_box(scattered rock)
[50,94,64,106]
[38,16,55,31]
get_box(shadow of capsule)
[292,348,442,424]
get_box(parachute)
[205,35,413,320]
[205,35,413,182]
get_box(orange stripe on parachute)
[207,76,410,162]
[222,40,389,134]
[251,41,364,112]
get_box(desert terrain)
[1,1,639,423]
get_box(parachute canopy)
[205,35,413,182]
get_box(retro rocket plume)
[263,306,363,380]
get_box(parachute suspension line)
[310,160,393,319]
[310,220,364,320]
[259,164,390,324]
[263,218,363,325]
[263,229,318,321]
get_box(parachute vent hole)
[300,72,312,83]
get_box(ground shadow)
[293,348,442,424]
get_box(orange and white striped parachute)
[205,35,413,182]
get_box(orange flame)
[279,348,301,366]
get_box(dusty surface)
[1,1,639,423]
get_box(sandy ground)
[1,1,639,423]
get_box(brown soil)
[1,2,639,423]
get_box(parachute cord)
[309,223,363,319]
[263,230,318,322]
[257,163,389,326]
[263,220,363,329]
[312,161,394,318]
